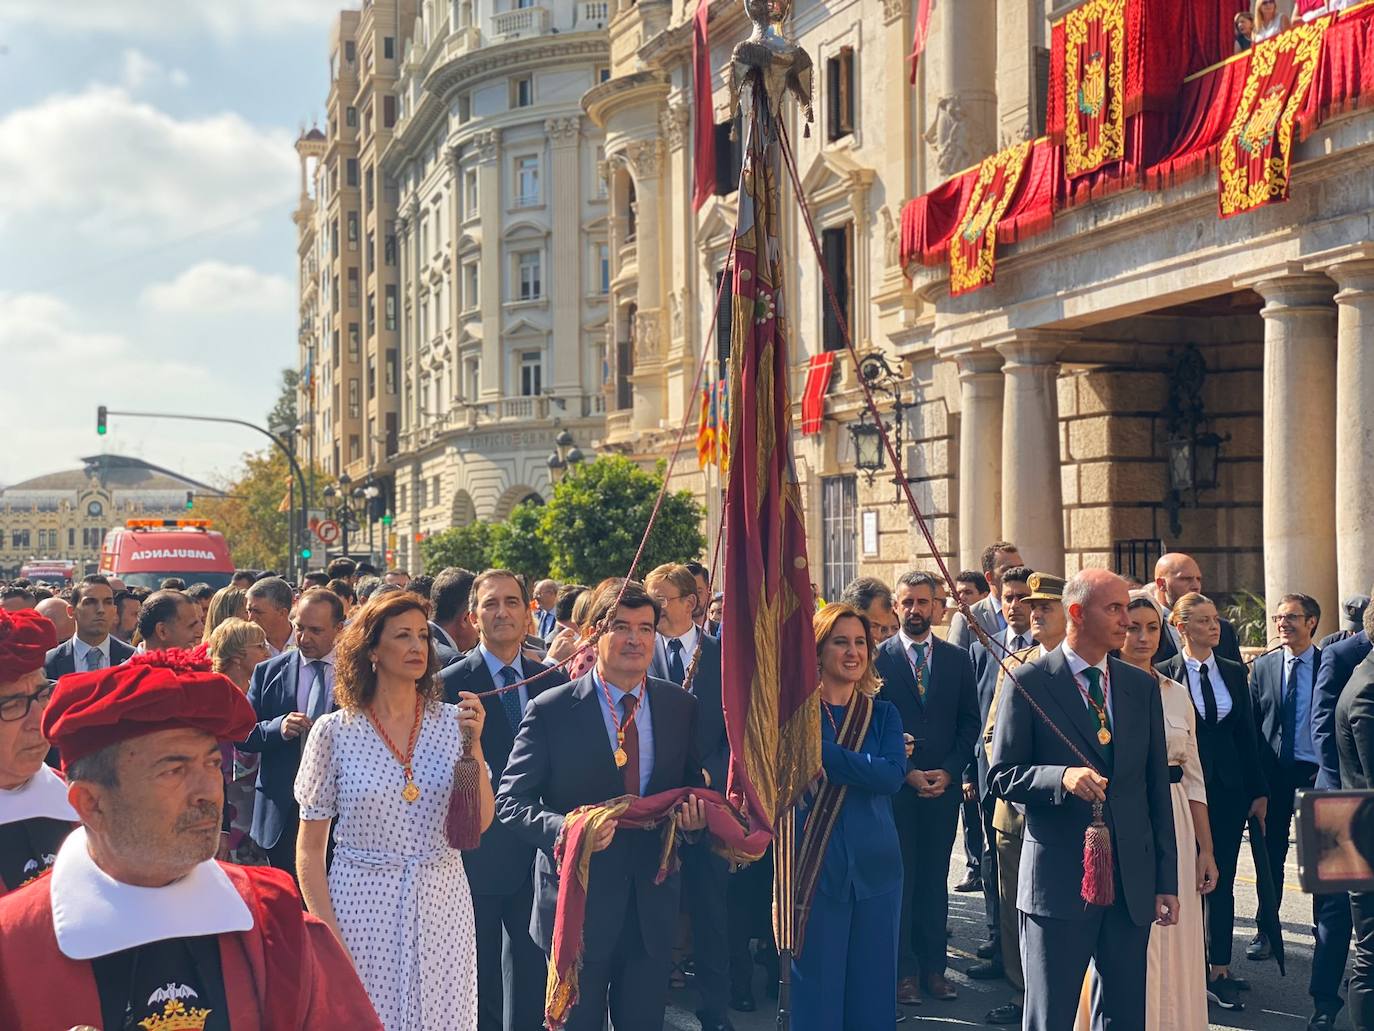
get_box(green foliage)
[198,448,331,572]
[489,502,552,583]
[421,521,493,574]
[267,368,300,441]
[1221,589,1269,648]
[539,455,704,583]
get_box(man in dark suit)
[429,566,478,667]
[1247,593,1322,961]
[989,568,1179,1030]
[238,588,345,878]
[439,569,567,1031]
[1149,552,1243,664]
[43,576,135,678]
[496,579,708,1031]
[948,542,1024,651]
[1335,624,1374,1031]
[645,563,733,1030]
[874,570,979,1007]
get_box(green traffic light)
[96,406,108,435]
[301,547,313,560]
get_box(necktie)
[621,692,641,796]
[499,666,524,733]
[1281,655,1300,766]
[1010,634,1026,653]
[85,647,104,672]
[667,638,686,685]
[306,661,331,719]
[1083,666,1112,761]
[1198,663,1219,725]
[910,641,927,701]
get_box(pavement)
[664,819,1352,1029]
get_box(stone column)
[547,116,583,396]
[1318,253,1374,603]
[626,138,665,431]
[954,350,1005,571]
[994,334,1067,574]
[925,0,998,180]
[473,130,503,402]
[1247,269,1338,625]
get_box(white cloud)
[141,261,294,314]
[0,0,349,39]
[0,86,296,245]
[119,49,189,91]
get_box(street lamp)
[547,428,585,484]
[849,415,885,475]
[322,472,363,558]
[1163,346,1229,537]
[847,351,913,500]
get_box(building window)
[826,46,855,141]
[367,356,376,400]
[344,40,355,63]
[332,328,341,366]
[515,156,539,206]
[383,35,395,59]
[596,65,611,83]
[382,94,396,128]
[432,476,441,508]
[464,169,479,215]
[332,274,340,312]
[348,378,360,418]
[597,243,610,294]
[347,267,360,305]
[68,528,76,548]
[346,158,359,187]
[464,357,480,400]
[347,211,359,249]
[511,75,534,108]
[384,230,397,266]
[349,435,361,461]
[714,120,742,195]
[366,230,376,273]
[820,223,852,351]
[458,93,471,124]
[331,218,339,257]
[821,476,858,602]
[463,261,479,309]
[516,251,542,300]
[715,268,734,367]
[385,284,397,330]
[365,167,374,212]
[348,322,360,359]
[386,348,397,394]
[346,105,357,128]
[519,351,543,396]
[367,292,376,337]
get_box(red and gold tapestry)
[948,140,1032,297]
[1219,17,1330,218]
[1061,0,1128,178]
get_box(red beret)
[42,644,256,768]
[0,609,58,684]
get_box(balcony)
[579,1,609,26]
[491,6,549,39]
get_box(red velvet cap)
[0,608,58,684]
[42,644,256,767]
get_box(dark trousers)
[980,796,1000,940]
[1313,889,1354,1016]
[1350,891,1374,1030]
[896,787,960,979]
[562,893,674,1031]
[1257,760,1318,921]
[264,818,299,881]
[728,844,775,995]
[472,879,546,1031]
[1019,898,1151,1031]
[790,884,900,1031]
[961,785,983,877]
[683,840,731,1019]
[1204,786,1250,967]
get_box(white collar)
[1182,652,1215,671]
[661,624,699,658]
[50,828,253,960]
[1061,641,1107,679]
[1284,644,1316,664]
[898,628,933,654]
[0,765,78,826]
[298,648,335,669]
[71,635,110,662]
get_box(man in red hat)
[0,608,77,893]
[0,646,382,1030]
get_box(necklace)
[595,674,641,768]
[821,699,842,738]
[368,695,425,802]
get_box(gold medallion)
[614,747,628,768]
[1097,727,1112,746]
[402,781,420,803]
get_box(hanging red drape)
[899,169,976,270]
[1143,51,1251,190]
[1301,0,1374,127]
[691,0,716,212]
[908,0,934,85]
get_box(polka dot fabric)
[296,700,479,1030]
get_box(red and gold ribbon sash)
[949,140,1032,296]
[1062,0,1128,178]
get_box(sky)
[0,0,356,488]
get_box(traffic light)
[184,491,194,510]
[300,546,313,560]
[380,511,393,527]
[96,406,107,435]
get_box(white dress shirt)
[294,650,336,713]
[655,624,700,682]
[71,635,112,671]
[1182,652,1232,721]
[898,628,935,677]
[1062,641,1114,726]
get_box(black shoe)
[729,989,756,1014]
[966,960,1005,980]
[895,1010,906,1024]
[1308,1012,1338,1031]
[1229,975,1251,991]
[954,874,983,893]
[1246,933,1271,961]
[696,1012,734,1031]
[975,939,999,960]
[985,1001,1023,1025]
[1207,976,1243,1011]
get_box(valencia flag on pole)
[720,82,820,839]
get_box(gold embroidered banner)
[949,140,1032,297]
[1062,0,1128,178]
[1219,17,1329,218]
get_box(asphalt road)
[665,819,1352,1030]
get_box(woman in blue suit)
[792,602,908,1030]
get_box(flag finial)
[729,0,814,129]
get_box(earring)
[371,661,377,673]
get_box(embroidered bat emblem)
[147,983,199,1006]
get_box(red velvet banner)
[899,168,976,271]
[908,0,934,85]
[1060,0,1129,178]
[800,353,835,436]
[1303,0,1374,125]
[1219,17,1330,217]
[691,0,716,212]
[949,141,1032,296]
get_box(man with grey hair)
[246,577,295,656]
[989,568,1178,1030]
[532,579,559,640]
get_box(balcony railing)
[491,6,550,38]
[579,1,609,25]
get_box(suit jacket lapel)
[571,673,623,795]
[281,655,300,715]
[882,636,923,709]
[471,653,514,753]
[1044,650,1112,770]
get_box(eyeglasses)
[0,680,55,723]
[1271,614,1308,625]
[649,594,687,605]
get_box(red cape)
[0,862,381,1029]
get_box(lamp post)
[546,428,585,485]
[845,352,913,501]
[322,472,363,559]
[1163,346,1228,537]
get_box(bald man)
[34,599,74,641]
[1150,552,1243,665]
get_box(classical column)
[925,0,998,180]
[1246,269,1338,625]
[1319,253,1374,603]
[994,334,1067,574]
[954,351,1005,570]
[626,138,665,431]
[473,130,502,403]
[547,116,583,396]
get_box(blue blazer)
[650,633,730,791]
[43,637,135,679]
[1249,645,1322,769]
[799,697,905,901]
[1314,630,1372,787]
[238,652,308,850]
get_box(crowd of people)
[1234,0,1363,49]
[0,545,1372,1030]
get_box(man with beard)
[874,570,979,1010]
[0,647,380,1029]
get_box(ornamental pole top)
[729,0,814,130]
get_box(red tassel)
[445,727,484,851]
[1080,801,1115,907]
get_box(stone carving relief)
[878,205,899,269]
[624,139,661,178]
[660,103,690,152]
[634,309,662,360]
[880,0,904,24]
[668,291,682,339]
[924,95,972,180]
[545,116,580,144]
[470,129,500,163]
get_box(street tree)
[421,521,494,574]
[198,448,331,572]
[488,502,552,584]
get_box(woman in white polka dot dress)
[295,592,493,1031]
